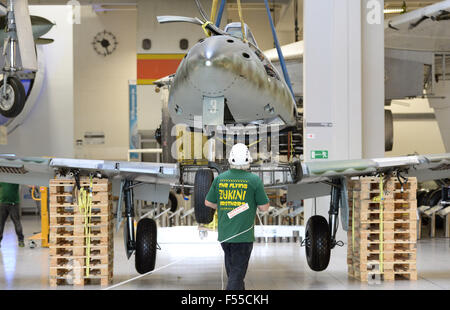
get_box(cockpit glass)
[226,27,244,39]
[225,27,257,46]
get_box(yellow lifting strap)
[210,0,219,25]
[379,175,384,274]
[77,176,94,277]
[237,0,247,42]
[351,187,355,254]
[202,21,213,37]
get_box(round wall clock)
[92,30,118,56]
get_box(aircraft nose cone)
[186,37,238,96]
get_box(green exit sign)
[311,150,329,159]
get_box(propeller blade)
[157,15,227,36]
[35,38,54,45]
[157,15,202,25]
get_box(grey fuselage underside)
[168,35,297,128]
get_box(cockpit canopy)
[224,22,258,47]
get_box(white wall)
[73,7,136,161]
[302,0,362,242]
[0,6,74,158]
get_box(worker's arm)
[205,199,217,210]
[258,203,270,212]
[255,178,270,212]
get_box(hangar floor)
[0,215,449,290]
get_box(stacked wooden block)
[347,176,418,282]
[49,178,114,287]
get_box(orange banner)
[137,54,185,85]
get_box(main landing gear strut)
[303,178,345,271]
[120,180,157,274]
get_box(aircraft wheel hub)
[0,84,15,111]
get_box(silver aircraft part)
[9,38,16,70]
[168,35,297,128]
[157,15,202,25]
[0,156,179,187]
[156,15,227,36]
[0,82,14,111]
[385,109,394,152]
[203,96,224,125]
[50,158,179,185]
[339,178,349,232]
[133,183,170,204]
[116,180,125,233]
[14,0,37,71]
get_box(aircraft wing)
[264,41,303,62]
[0,156,179,202]
[300,153,450,183]
[288,153,450,201]
[385,1,450,52]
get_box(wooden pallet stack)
[347,176,418,282]
[49,178,114,287]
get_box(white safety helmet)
[228,143,252,169]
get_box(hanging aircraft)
[0,0,448,277]
[0,0,54,118]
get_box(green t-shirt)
[0,183,20,204]
[205,169,269,243]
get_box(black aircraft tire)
[417,190,429,207]
[135,218,157,274]
[428,189,442,207]
[168,191,178,213]
[305,215,331,272]
[194,169,215,224]
[0,77,26,118]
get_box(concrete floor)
[1,215,450,290]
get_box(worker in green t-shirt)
[205,143,269,290]
[0,182,24,248]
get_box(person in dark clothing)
[0,182,24,248]
[205,143,269,290]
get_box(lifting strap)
[379,175,384,274]
[210,0,219,26]
[78,175,93,277]
[202,21,213,37]
[237,0,247,42]
[351,186,355,254]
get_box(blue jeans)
[221,242,253,290]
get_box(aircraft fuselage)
[168,35,298,128]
